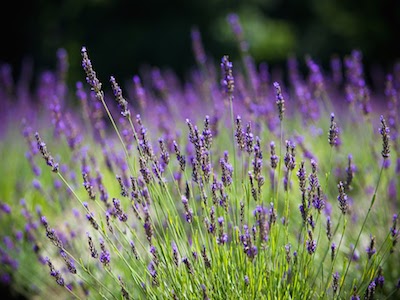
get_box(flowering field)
[0,18,399,300]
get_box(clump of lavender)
[0,22,399,300]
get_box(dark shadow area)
[1,0,399,95]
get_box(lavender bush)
[0,16,399,299]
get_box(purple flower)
[81,46,102,94]
[181,195,193,223]
[375,274,384,288]
[130,241,139,260]
[328,113,339,147]
[306,56,325,95]
[312,187,325,212]
[366,235,376,259]
[99,238,110,266]
[365,280,376,300]
[201,283,210,300]
[35,132,59,173]
[345,154,355,191]
[143,206,153,244]
[235,116,245,151]
[221,55,235,96]
[297,161,306,193]
[148,261,157,277]
[3,236,14,250]
[85,211,99,230]
[270,141,278,169]
[112,198,128,222]
[182,257,194,274]
[0,273,11,284]
[172,242,179,266]
[306,239,317,255]
[274,82,285,121]
[332,272,339,294]
[110,76,130,117]
[46,257,64,286]
[60,250,76,274]
[351,289,360,300]
[0,202,11,214]
[15,231,23,242]
[379,115,390,159]
[330,243,336,261]
[337,181,348,214]
[390,214,398,238]
[326,216,332,240]
[285,244,291,263]
[299,204,307,223]
[32,179,42,190]
[220,156,233,187]
[245,123,254,154]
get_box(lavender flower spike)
[270,141,278,169]
[274,82,285,121]
[306,230,317,254]
[364,280,376,300]
[81,46,102,94]
[366,235,376,259]
[99,238,110,266]
[110,76,130,117]
[337,181,348,214]
[35,132,59,173]
[332,272,340,294]
[328,113,339,147]
[379,115,390,159]
[221,55,235,96]
[46,257,64,286]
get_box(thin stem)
[339,160,386,296]
[321,217,347,298]
[99,96,136,176]
[229,94,239,225]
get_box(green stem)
[339,160,386,296]
[229,94,239,225]
[321,217,347,298]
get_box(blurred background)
[1,0,399,90]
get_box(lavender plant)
[0,15,399,300]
